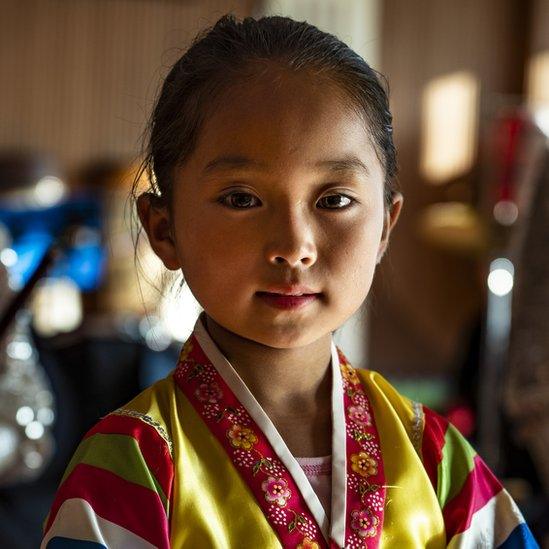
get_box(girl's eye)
[317,194,355,209]
[219,192,261,209]
[218,192,355,210]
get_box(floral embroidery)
[340,362,361,385]
[297,537,320,549]
[338,348,385,547]
[227,424,258,450]
[348,404,371,427]
[350,451,378,478]
[175,334,385,548]
[262,476,291,506]
[195,381,223,403]
[350,508,379,538]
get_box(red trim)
[173,336,328,548]
[339,350,386,547]
[173,336,386,548]
[84,413,173,500]
[443,454,503,538]
[45,463,170,548]
[421,406,449,492]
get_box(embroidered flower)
[350,451,377,477]
[348,405,371,427]
[340,363,361,385]
[261,476,291,506]
[195,381,223,403]
[227,424,257,450]
[351,508,379,538]
[297,537,320,549]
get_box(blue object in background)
[0,193,106,292]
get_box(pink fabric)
[296,455,332,520]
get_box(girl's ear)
[136,193,181,270]
[376,192,403,264]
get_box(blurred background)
[0,0,548,546]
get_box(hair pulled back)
[134,14,398,212]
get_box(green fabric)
[60,433,168,510]
[436,424,476,509]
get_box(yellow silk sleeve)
[358,370,446,548]
[128,377,282,548]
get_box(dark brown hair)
[131,14,399,215]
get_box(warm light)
[31,277,83,336]
[34,176,66,208]
[421,71,480,183]
[487,258,514,297]
[533,107,549,136]
[417,202,485,253]
[527,51,549,136]
[159,277,203,342]
[0,248,18,267]
[527,51,549,105]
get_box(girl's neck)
[203,314,333,416]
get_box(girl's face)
[147,69,402,348]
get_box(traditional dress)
[41,314,538,548]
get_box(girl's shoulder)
[106,373,177,454]
[42,374,177,548]
[356,368,537,548]
[355,367,486,491]
[93,373,177,459]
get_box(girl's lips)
[256,292,320,310]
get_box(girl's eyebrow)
[315,157,370,176]
[202,154,369,176]
[202,155,265,175]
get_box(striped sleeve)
[421,406,539,548]
[41,412,174,549]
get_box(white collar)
[193,314,347,545]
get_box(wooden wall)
[0,0,255,171]
[372,0,529,376]
[1,0,539,382]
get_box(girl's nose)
[264,209,318,268]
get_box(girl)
[41,15,537,549]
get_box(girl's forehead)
[192,71,375,170]
[206,67,354,127]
